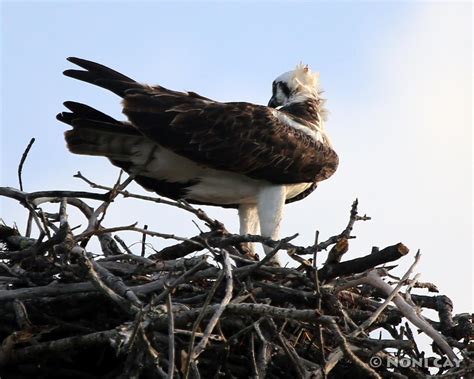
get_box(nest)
[0,173,473,379]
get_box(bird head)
[268,63,321,108]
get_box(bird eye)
[279,82,291,97]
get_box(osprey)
[57,58,338,263]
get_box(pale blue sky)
[1,2,472,316]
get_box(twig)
[254,322,271,378]
[236,235,298,279]
[139,327,168,378]
[72,246,141,315]
[359,262,457,361]
[0,187,108,205]
[141,224,148,257]
[74,171,224,230]
[75,225,202,245]
[17,138,35,191]
[12,299,32,329]
[151,258,209,304]
[154,305,337,329]
[25,212,33,238]
[114,235,134,255]
[325,238,349,265]
[82,172,135,238]
[166,293,175,379]
[0,223,68,261]
[3,329,128,365]
[313,230,320,292]
[184,270,225,379]
[191,250,233,360]
[315,198,371,251]
[326,318,381,379]
[351,252,422,336]
[312,231,327,377]
[59,198,68,227]
[173,329,223,342]
[250,333,259,378]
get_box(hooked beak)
[268,97,278,108]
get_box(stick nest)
[0,176,472,379]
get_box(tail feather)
[63,57,143,97]
[57,101,147,163]
[64,127,141,161]
[58,101,121,126]
[66,57,134,82]
[58,59,162,175]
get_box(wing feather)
[62,57,338,185]
[123,91,338,184]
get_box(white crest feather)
[290,63,320,94]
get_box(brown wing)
[62,57,338,185]
[123,89,338,185]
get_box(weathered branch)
[318,242,409,282]
[1,185,471,378]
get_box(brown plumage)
[58,57,339,263]
[58,57,337,206]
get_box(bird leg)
[238,203,260,258]
[257,185,286,265]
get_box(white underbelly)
[133,144,314,204]
[188,176,313,205]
